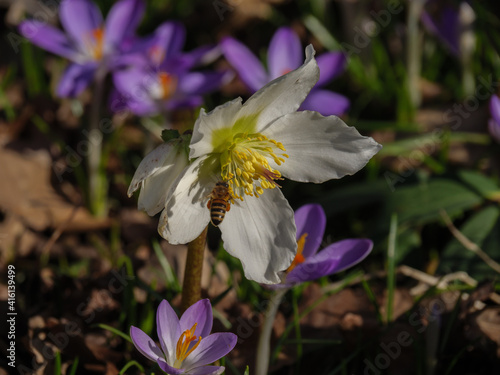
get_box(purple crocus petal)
[60,0,103,50]
[166,97,204,112]
[183,45,221,67]
[179,299,213,339]
[130,326,163,362]
[104,0,145,50]
[157,357,185,375]
[285,258,333,286]
[189,366,225,375]
[154,21,186,61]
[113,67,152,103]
[57,62,97,97]
[489,95,500,125]
[19,21,79,61]
[183,333,237,371]
[421,6,460,56]
[488,119,500,143]
[179,71,228,95]
[267,27,302,80]
[294,204,326,259]
[300,89,350,116]
[114,92,158,116]
[287,239,373,285]
[316,52,347,87]
[160,57,193,77]
[220,36,268,92]
[108,52,149,71]
[157,300,181,364]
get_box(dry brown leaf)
[0,147,111,232]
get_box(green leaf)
[439,206,500,279]
[68,357,79,375]
[385,178,483,226]
[457,170,500,201]
[377,132,490,158]
[95,323,133,343]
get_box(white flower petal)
[236,45,319,134]
[128,142,189,216]
[263,111,382,182]
[158,156,217,244]
[219,188,296,284]
[128,143,173,196]
[189,98,243,159]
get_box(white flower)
[158,45,382,284]
[128,134,190,216]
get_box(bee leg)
[207,201,211,209]
[226,202,231,212]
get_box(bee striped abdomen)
[208,181,231,227]
[210,200,227,226]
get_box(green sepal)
[161,129,181,143]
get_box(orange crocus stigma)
[287,233,308,273]
[174,323,202,368]
[91,27,105,60]
[158,72,177,100]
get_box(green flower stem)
[88,70,107,217]
[255,288,288,375]
[180,226,208,313]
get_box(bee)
[207,181,231,227]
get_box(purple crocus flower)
[421,0,466,56]
[112,21,229,116]
[19,0,145,97]
[220,27,349,116]
[275,204,372,288]
[489,95,500,143]
[130,299,237,375]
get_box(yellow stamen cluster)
[220,133,288,200]
[173,323,202,368]
[287,233,308,273]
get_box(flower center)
[88,27,105,60]
[220,133,288,200]
[156,72,177,100]
[173,323,202,368]
[287,233,308,273]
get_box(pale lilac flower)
[220,27,349,116]
[156,46,381,284]
[19,0,145,97]
[112,21,229,115]
[275,204,373,288]
[130,299,237,375]
[489,95,500,143]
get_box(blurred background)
[0,0,499,374]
